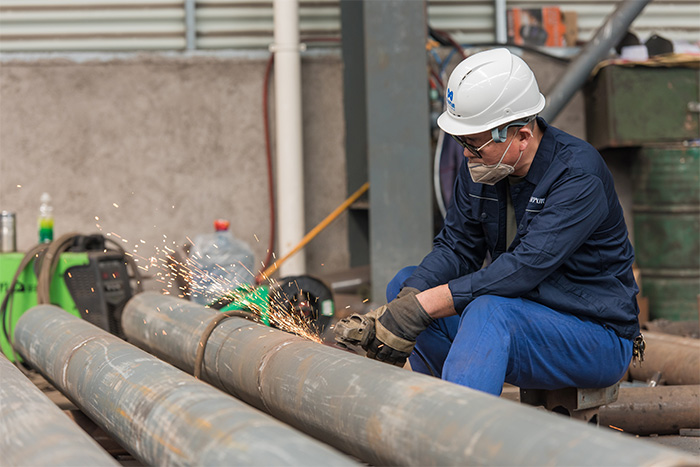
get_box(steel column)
[599,385,700,435]
[13,305,356,467]
[0,355,118,467]
[122,293,696,467]
[363,0,434,301]
[628,331,700,385]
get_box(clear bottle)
[188,219,255,305]
[38,193,54,244]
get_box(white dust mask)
[467,133,523,185]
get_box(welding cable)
[260,52,276,274]
[412,346,438,378]
[194,309,261,379]
[37,232,82,305]
[0,243,48,367]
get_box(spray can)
[0,211,17,252]
[38,193,54,244]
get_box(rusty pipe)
[12,305,357,467]
[0,355,119,467]
[629,332,700,385]
[122,292,696,467]
[600,385,700,435]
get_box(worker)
[353,48,641,396]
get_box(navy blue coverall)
[391,118,640,395]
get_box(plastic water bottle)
[38,193,54,243]
[189,219,256,305]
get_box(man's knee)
[463,295,513,321]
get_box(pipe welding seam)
[13,304,358,467]
[194,309,260,379]
[122,292,697,467]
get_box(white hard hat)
[437,48,545,138]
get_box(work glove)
[396,286,420,299]
[362,291,432,367]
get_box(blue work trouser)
[387,266,633,396]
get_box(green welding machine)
[1,235,134,361]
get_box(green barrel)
[632,143,700,321]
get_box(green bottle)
[38,192,53,243]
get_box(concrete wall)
[0,53,348,288]
[1,48,631,296]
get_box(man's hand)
[362,291,433,367]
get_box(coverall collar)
[523,117,553,186]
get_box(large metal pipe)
[600,385,700,435]
[540,0,651,122]
[122,292,696,467]
[628,331,700,385]
[0,355,119,467]
[13,305,356,467]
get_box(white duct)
[495,0,507,44]
[272,0,306,276]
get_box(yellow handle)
[258,182,369,282]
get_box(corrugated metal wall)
[0,0,698,52]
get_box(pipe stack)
[0,354,118,466]
[13,305,357,467]
[122,292,696,467]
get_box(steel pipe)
[122,292,696,466]
[628,331,700,385]
[600,385,700,435]
[540,0,651,122]
[0,355,118,467]
[13,305,356,467]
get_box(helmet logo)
[446,88,455,110]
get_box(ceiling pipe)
[494,0,508,44]
[0,355,118,467]
[271,0,306,276]
[122,292,696,467]
[541,0,652,122]
[12,305,358,467]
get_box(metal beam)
[0,354,119,467]
[359,0,434,301]
[13,305,357,467]
[122,293,696,467]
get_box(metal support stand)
[520,383,621,424]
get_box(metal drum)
[632,143,700,321]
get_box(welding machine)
[1,234,134,361]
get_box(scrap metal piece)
[12,305,357,467]
[122,292,697,467]
[0,354,118,467]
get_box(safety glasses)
[450,134,493,159]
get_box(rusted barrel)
[632,143,700,321]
